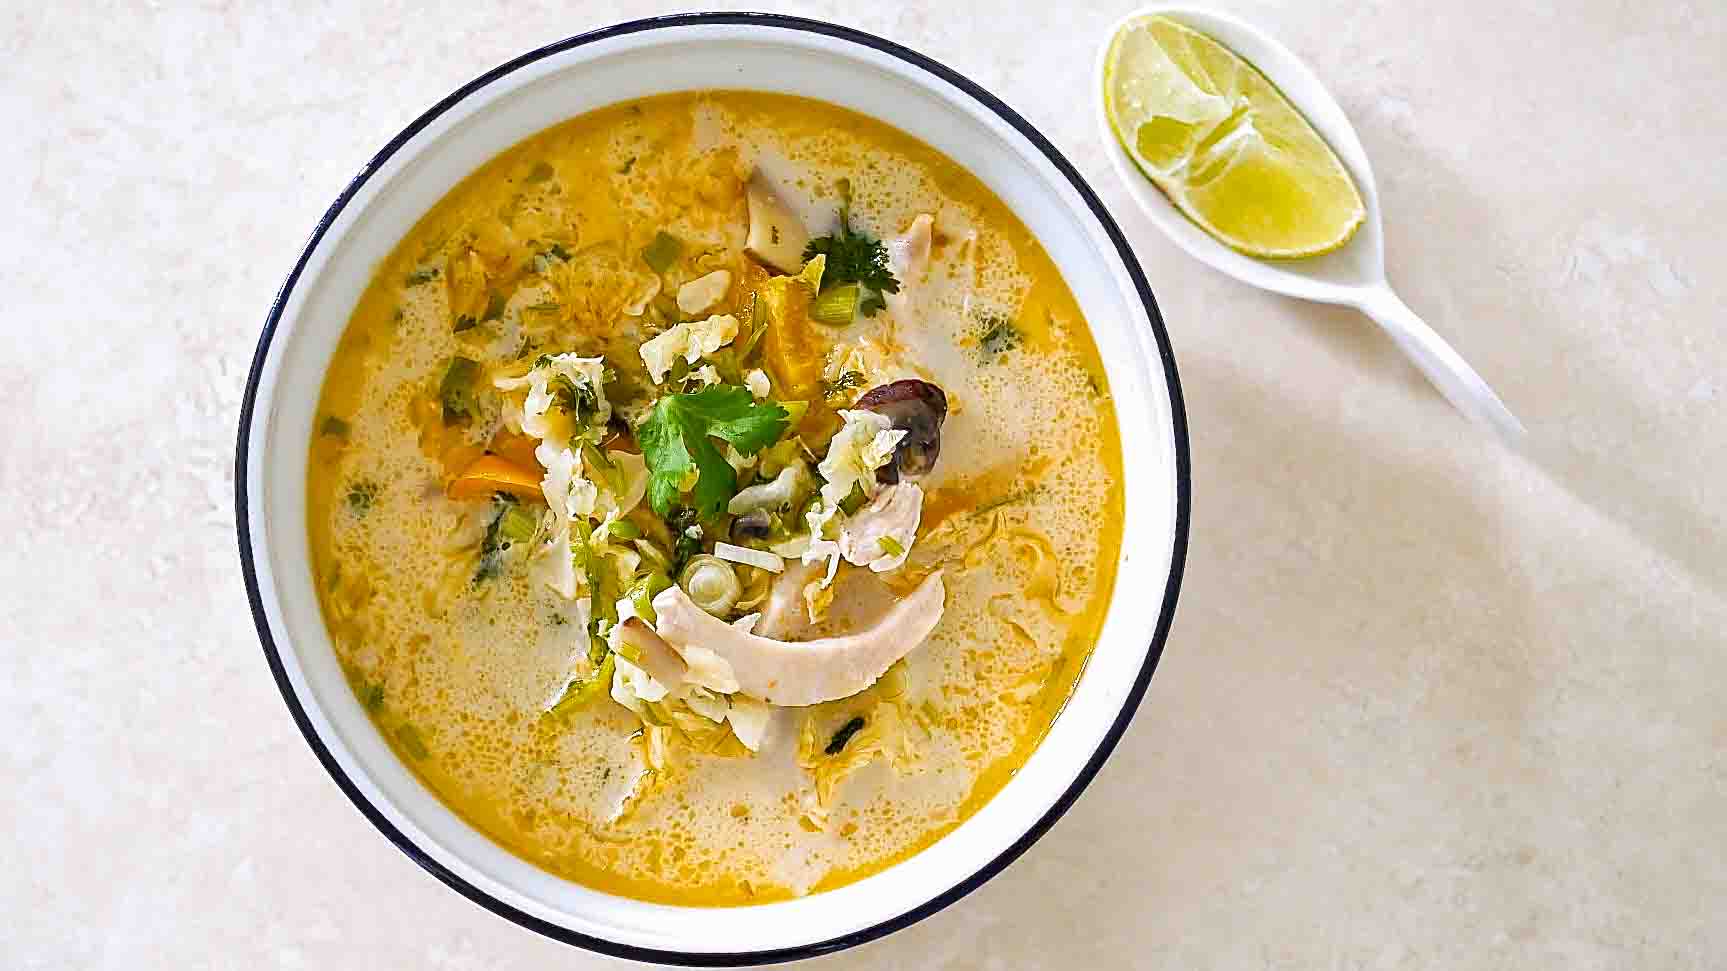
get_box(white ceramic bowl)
[236,12,1189,965]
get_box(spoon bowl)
[1096,6,1525,440]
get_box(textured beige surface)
[6,1,1725,968]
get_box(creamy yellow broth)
[308,92,1122,904]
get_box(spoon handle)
[1354,286,1526,442]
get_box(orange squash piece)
[447,454,545,502]
[488,429,544,472]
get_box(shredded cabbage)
[802,410,904,584]
[638,313,739,383]
[492,352,610,440]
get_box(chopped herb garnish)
[405,265,440,287]
[802,187,899,318]
[878,535,904,557]
[395,724,430,760]
[359,682,385,712]
[474,495,536,583]
[525,160,555,183]
[320,416,351,439]
[618,156,637,174]
[439,356,482,425]
[974,486,1039,517]
[978,314,1021,359]
[637,384,791,518]
[670,511,703,569]
[571,523,620,635]
[530,243,572,275]
[345,480,379,517]
[547,368,609,438]
[821,370,867,400]
[825,716,866,755]
[641,231,682,274]
[452,314,477,333]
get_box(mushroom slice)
[651,572,946,707]
[856,380,948,483]
[744,176,811,273]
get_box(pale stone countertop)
[6,1,1724,968]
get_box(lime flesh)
[1105,16,1366,259]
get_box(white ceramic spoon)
[1095,6,1525,441]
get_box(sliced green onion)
[737,293,766,363]
[497,503,539,544]
[633,538,673,572]
[627,570,673,623]
[705,347,743,385]
[796,495,823,529]
[581,441,623,494]
[877,535,904,557]
[679,555,741,617]
[810,283,861,326]
[641,231,682,274]
[439,356,482,425]
[394,724,430,760]
[838,481,869,516]
[549,654,615,717]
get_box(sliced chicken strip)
[755,558,823,640]
[651,572,945,707]
[884,213,934,319]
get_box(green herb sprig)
[637,385,789,518]
[802,184,899,318]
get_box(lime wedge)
[1105,16,1365,259]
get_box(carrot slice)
[448,454,544,502]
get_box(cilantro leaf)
[638,385,790,518]
[802,193,900,318]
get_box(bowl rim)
[234,10,1190,966]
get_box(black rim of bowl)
[234,11,1191,967]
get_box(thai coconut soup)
[308,91,1123,904]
